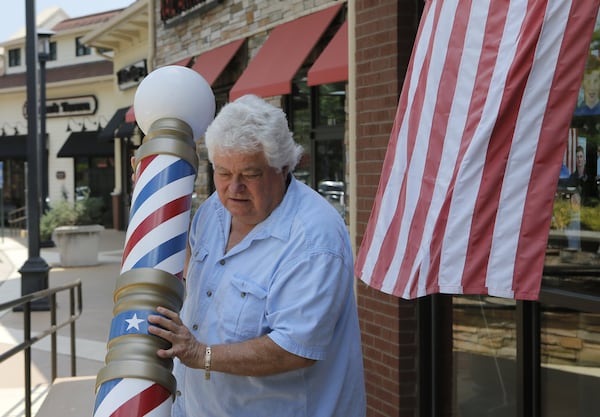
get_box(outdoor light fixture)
[97,115,109,132]
[81,117,99,132]
[93,65,215,417]
[1,123,13,136]
[13,121,27,135]
[37,29,54,60]
[65,118,83,132]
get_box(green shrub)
[40,197,104,241]
[581,204,600,231]
[551,198,571,230]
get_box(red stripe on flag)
[367,0,445,291]
[461,1,542,293]
[110,383,171,417]
[425,3,510,296]
[354,0,434,288]
[401,0,474,298]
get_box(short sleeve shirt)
[171,177,365,417]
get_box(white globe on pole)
[134,65,216,141]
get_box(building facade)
[0,7,128,228]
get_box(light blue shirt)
[172,177,365,417]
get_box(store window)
[74,156,114,226]
[288,78,347,218]
[452,296,517,416]
[545,14,600,277]
[540,304,600,416]
[540,15,600,412]
[160,0,222,23]
[2,160,25,222]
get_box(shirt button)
[241,292,246,298]
[192,324,198,330]
[219,259,225,265]
[206,290,212,297]
[176,390,181,397]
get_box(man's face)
[213,150,287,228]
[576,150,585,170]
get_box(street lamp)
[19,0,50,310]
[38,29,53,245]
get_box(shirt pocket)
[221,275,268,339]
[184,247,209,301]
[188,247,209,279]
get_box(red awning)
[307,20,348,86]
[229,3,343,101]
[191,38,245,85]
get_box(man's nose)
[230,176,246,192]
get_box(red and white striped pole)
[93,66,214,417]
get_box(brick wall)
[354,1,421,415]
[153,0,344,203]
[154,0,339,67]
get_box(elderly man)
[148,95,366,417]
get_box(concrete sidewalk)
[0,229,125,417]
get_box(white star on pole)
[125,313,146,331]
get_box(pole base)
[17,256,51,311]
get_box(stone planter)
[52,225,105,267]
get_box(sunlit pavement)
[0,229,125,417]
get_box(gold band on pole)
[95,268,185,396]
[134,118,199,169]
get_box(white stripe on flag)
[355,0,600,300]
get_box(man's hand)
[149,306,316,377]
[148,306,205,369]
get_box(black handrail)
[0,280,83,417]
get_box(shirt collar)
[216,175,299,251]
[251,174,298,242]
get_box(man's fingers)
[156,306,180,321]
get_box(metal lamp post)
[19,0,50,310]
[38,29,53,222]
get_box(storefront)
[149,1,348,219]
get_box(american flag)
[355,0,600,300]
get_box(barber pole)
[93,66,215,417]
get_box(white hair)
[204,95,303,171]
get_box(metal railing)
[7,206,27,231]
[0,281,83,417]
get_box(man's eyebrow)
[214,165,264,173]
